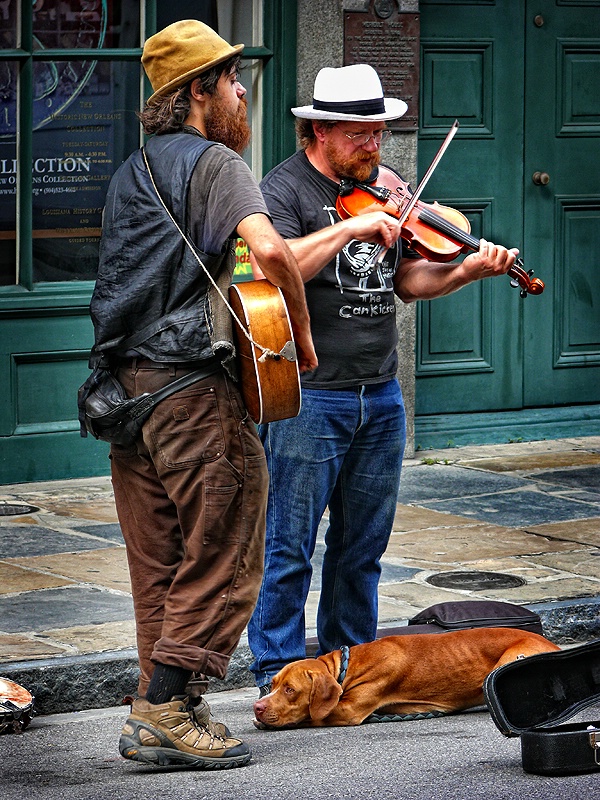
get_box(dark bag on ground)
[78,362,218,447]
[483,638,600,775]
[305,600,543,657]
[407,600,544,636]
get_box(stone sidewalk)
[1,436,599,713]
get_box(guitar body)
[229,280,301,424]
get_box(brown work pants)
[110,361,268,697]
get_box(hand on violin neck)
[461,239,519,281]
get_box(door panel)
[417,2,525,415]
[523,0,600,404]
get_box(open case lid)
[483,639,600,737]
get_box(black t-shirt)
[260,149,410,389]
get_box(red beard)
[325,138,380,183]
[205,96,252,155]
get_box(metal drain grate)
[426,571,526,590]
[0,503,39,517]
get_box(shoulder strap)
[142,148,281,364]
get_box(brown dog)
[253,627,560,728]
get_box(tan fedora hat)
[142,20,244,104]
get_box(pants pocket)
[148,387,226,468]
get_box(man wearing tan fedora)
[247,64,519,697]
[88,20,316,769]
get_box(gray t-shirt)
[260,149,410,389]
[187,140,268,255]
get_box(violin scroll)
[508,259,545,298]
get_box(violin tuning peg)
[510,279,520,289]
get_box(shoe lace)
[185,699,226,745]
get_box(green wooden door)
[523,0,600,406]
[416,0,600,444]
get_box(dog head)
[253,658,343,728]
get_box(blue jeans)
[248,378,406,686]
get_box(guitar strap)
[142,148,282,363]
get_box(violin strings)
[417,207,480,251]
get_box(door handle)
[532,171,550,185]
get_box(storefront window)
[0,0,271,287]
[31,60,139,282]
[1,1,142,286]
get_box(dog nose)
[254,699,266,715]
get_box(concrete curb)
[2,598,599,716]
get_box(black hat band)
[312,97,386,115]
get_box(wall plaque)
[344,2,419,130]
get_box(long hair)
[138,55,241,136]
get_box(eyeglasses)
[335,127,393,147]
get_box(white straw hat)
[292,64,407,122]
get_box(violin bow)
[396,119,459,228]
[373,120,460,263]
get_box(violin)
[336,165,544,298]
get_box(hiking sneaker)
[258,683,272,699]
[188,696,230,739]
[119,697,250,769]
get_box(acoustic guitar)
[229,279,301,424]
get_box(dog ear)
[308,672,343,721]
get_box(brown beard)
[205,96,251,154]
[325,138,380,183]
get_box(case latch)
[588,726,600,765]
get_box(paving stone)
[2,438,600,715]
[0,562,73,594]
[378,581,470,608]
[420,488,600,527]
[75,523,124,543]
[455,556,565,581]
[392,504,478,532]
[398,464,527,503]
[542,489,600,504]
[0,586,134,633]
[529,550,600,580]
[0,526,115,558]
[524,517,600,545]
[33,519,125,544]
[530,465,600,492]
[459,451,600,473]
[6,548,131,593]
[482,578,600,604]
[39,499,119,522]
[41,619,136,655]
[385,525,578,562]
[0,633,67,661]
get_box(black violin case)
[483,639,600,775]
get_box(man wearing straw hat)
[248,64,518,697]
[89,20,316,769]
